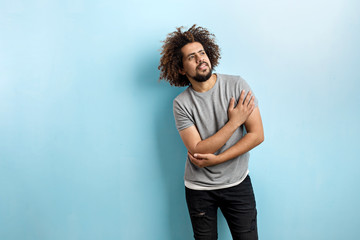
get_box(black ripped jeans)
[185,175,258,240]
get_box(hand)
[188,151,219,168]
[228,90,255,127]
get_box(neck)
[189,74,217,93]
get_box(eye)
[188,55,194,60]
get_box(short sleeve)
[239,76,259,108]
[173,99,194,132]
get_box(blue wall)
[1,0,359,239]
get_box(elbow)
[256,132,265,146]
[187,147,196,156]
[193,141,212,154]
[259,135,264,145]
[189,144,203,155]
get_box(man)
[158,25,264,240]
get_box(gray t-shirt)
[173,73,258,190]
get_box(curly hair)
[158,25,221,87]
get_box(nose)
[195,53,204,63]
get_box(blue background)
[1,0,359,239]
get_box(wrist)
[216,153,225,164]
[227,119,241,129]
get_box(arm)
[188,107,264,168]
[179,90,255,155]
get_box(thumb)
[194,153,207,159]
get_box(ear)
[179,68,186,75]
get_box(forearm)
[181,91,256,156]
[187,104,263,169]
[188,131,264,168]
[216,131,264,164]
[191,120,239,154]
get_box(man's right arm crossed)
[179,90,256,159]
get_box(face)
[179,42,212,83]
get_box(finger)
[248,101,255,114]
[189,154,204,168]
[250,104,255,113]
[247,95,255,106]
[188,152,199,164]
[228,97,235,111]
[194,153,207,159]
[244,91,252,105]
[238,90,245,107]
[189,152,203,161]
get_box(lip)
[197,62,208,70]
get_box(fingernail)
[194,154,198,157]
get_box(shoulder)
[217,73,247,86]
[218,73,244,81]
[173,86,192,106]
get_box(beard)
[193,68,213,83]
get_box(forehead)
[181,42,204,56]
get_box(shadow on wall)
[135,48,193,240]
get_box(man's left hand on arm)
[188,152,219,168]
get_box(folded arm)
[179,90,255,155]
[188,107,264,168]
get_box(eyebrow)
[186,49,205,58]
